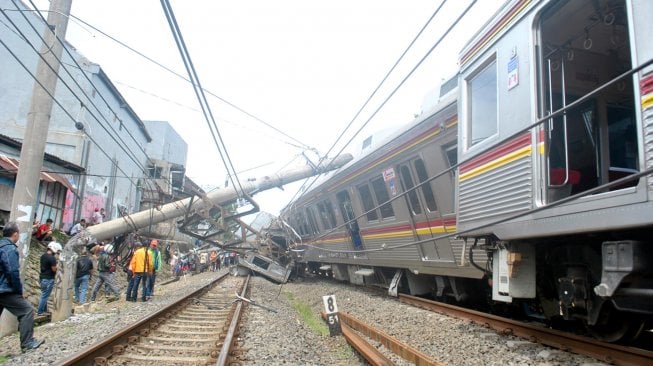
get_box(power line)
[15,1,186,202]
[3,4,148,174]
[287,0,460,208]
[0,34,141,188]
[26,6,314,152]
[294,55,653,254]
[160,0,244,195]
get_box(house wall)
[144,120,188,167]
[0,0,150,229]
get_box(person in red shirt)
[33,219,53,242]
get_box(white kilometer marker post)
[322,294,342,336]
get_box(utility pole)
[0,0,72,335]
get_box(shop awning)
[0,155,75,192]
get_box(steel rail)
[338,312,443,366]
[216,274,250,365]
[320,312,395,366]
[399,294,653,366]
[55,272,229,366]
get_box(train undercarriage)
[295,232,653,343]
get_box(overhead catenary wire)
[286,0,461,208]
[2,4,149,174]
[297,55,653,254]
[159,0,244,196]
[3,4,169,217]
[59,9,313,152]
[10,1,191,208]
[0,35,141,188]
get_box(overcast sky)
[31,0,506,214]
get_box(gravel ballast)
[0,270,224,365]
[240,275,611,366]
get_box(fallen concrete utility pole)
[51,154,352,321]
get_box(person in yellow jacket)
[126,242,153,302]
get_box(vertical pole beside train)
[0,0,72,336]
[51,154,353,321]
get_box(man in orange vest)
[126,242,153,302]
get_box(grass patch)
[0,355,8,364]
[285,292,329,337]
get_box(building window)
[148,165,162,178]
[371,176,394,219]
[356,184,378,222]
[413,158,437,212]
[36,181,66,229]
[468,58,497,147]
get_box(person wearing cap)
[90,243,120,302]
[127,241,153,302]
[0,222,45,352]
[37,241,61,315]
[145,240,162,300]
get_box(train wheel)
[585,303,645,343]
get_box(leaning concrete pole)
[51,154,352,321]
[0,0,72,336]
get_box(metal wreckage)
[51,154,352,321]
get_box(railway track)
[399,294,653,366]
[55,273,249,366]
[326,311,443,366]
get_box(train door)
[336,190,364,251]
[538,0,640,203]
[397,159,454,262]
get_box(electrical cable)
[10,2,194,213]
[60,9,313,151]
[2,5,149,175]
[287,0,466,208]
[293,55,653,254]
[159,0,244,196]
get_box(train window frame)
[465,54,498,149]
[413,158,438,212]
[397,163,423,216]
[323,199,338,229]
[356,183,379,222]
[306,206,320,235]
[370,176,395,220]
[316,201,332,230]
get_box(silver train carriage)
[281,0,653,342]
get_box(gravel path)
[0,270,224,365]
[241,275,611,366]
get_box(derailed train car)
[280,0,653,342]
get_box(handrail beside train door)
[547,57,571,188]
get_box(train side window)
[467,57,497,147]
[444,144,458,167]
[316,201,332,230]
[398,164,422,215]
[371,176,395,219]
[356,183,379,222]
[306,207,320,234]
[324,199,337,228]
[413,158,437,212]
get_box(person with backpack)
[90,244,120,302]
[74,248,94,304]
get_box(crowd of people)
[1,213,238,354]
[0,217,165,353]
